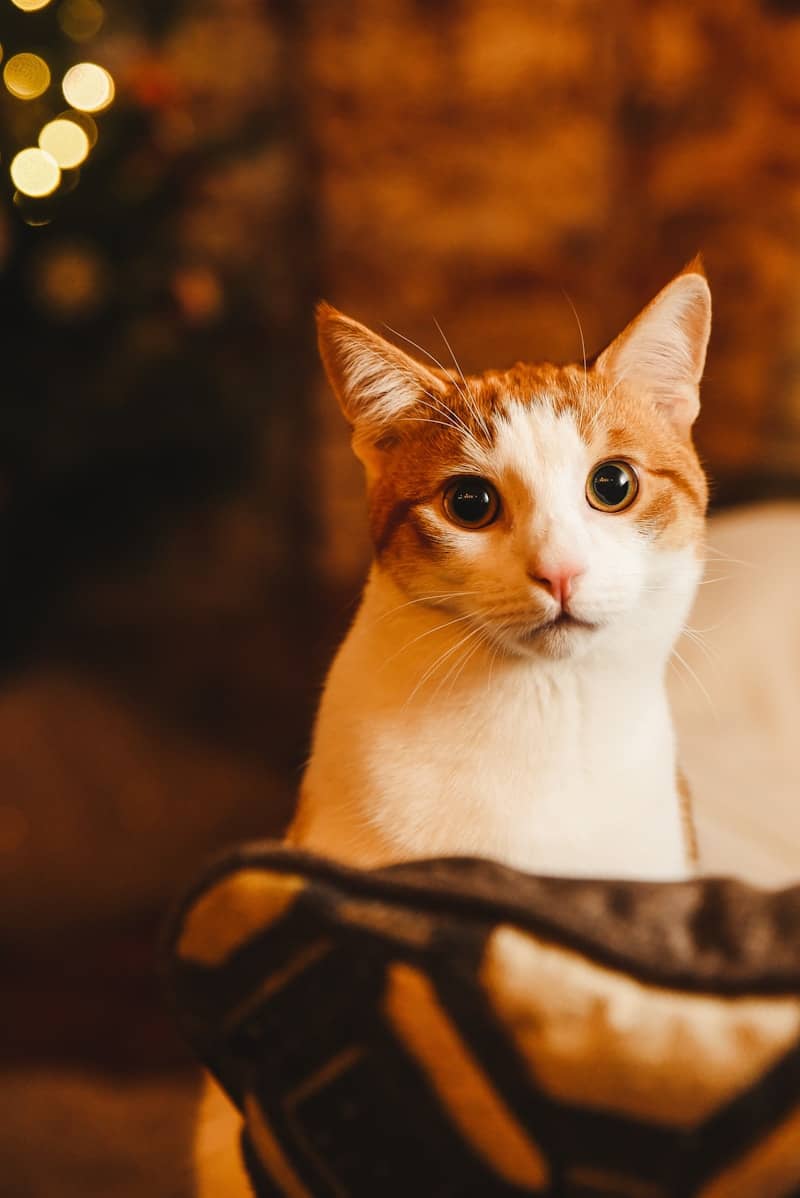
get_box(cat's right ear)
[316,303,445,464]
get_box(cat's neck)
[296,566,689,880]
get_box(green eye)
[443,475,500,529]
[586,460,639,513]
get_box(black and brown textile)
[164,844,800,1196]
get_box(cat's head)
[317,265,711,661]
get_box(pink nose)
[529,564,584,607]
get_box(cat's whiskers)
[413,391,486,457]
[373,589,481,626]
[405,617,493,708]
[587,361,635,436]
[691,619,725,635]
[398,413,488,466]
[680,624,720,669]
[485,626,502,694]
[670,644,719,721]
[561,289,589,417]
[399,415,485,442]
[433,316,494,445]
[385,322,491,448]
[701,546,757,569]
[403,602,505,707]
[435,622,492,703]
[380,608,479,672]
[385,323,472,406]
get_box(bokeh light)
[13,191,53,227]
[57,0,105,43]
[59,108,98,148]
[39,117,90,169]
[10,147,61,197]
[33,241,108,319]
[62,62,114,112]
[4,53,51,100]
[11,0,53,10]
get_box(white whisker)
[435,624,489,702]
[588,361,636,436]
[384,321,490,448]
[671,645,719,721]
[384,323,471,404]
[561,288,589,416]
[403,623,482,708]
[381,609,477,671]
[413,390,485,456]
[433,316,493,444]
[372,590,481,626]
[681,624,719,669]
[702,545,757,568]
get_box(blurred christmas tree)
[0,0,319,677]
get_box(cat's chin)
[499,613,598,661]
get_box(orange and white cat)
[289,264,710,879]
[195,264,711,1195]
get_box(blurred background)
[1,0,800,1193]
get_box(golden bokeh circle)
[4,53,51,100]
[57,108,98,148]
[39,117,90,169]
[62,61,114,112]
[13,191,53,228]
[34,242,108,317]
[11,0,53,11]
[10,147,61,197]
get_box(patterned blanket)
[164,843,800,1196]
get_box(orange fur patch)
[361,360,706,574]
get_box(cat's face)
[318,268,711,661]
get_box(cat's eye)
[586,460,639,513]
[442,475,500,529]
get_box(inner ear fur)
[595,262,712,434]
[316,303,446,448]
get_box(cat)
[194,263,711,1196]
[287,263,711,879]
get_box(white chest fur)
[296,569,689,880]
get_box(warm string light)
[6,64,114,211]
[39,117,90,168]
[33,241,108,316]
[62,108,99,147]
[58,0,105,43]
[4,0,114,221]
[10,147,61,197]
[62,61,114,112]
[3,52,51,100]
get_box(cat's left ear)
[595,261,711,434]
[316,303,446,468]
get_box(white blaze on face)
[492,400,592,577]
[479,400,643,627]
